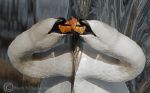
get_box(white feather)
[79,20,145,82]
[7,18,73,78]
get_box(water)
[0,0,150,93]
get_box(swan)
[74,20,146,93]
[8,18,73,78]
[8,18,74,93]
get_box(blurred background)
[0,0,150,93]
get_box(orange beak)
[58,17,86,34]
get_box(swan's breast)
[73,42,129,93]
[74,79,129,93]
[25,52,73,78]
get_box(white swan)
[8,18,73,93]
[74,20,145,93]
[7,18,73,78]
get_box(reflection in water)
[0,0,150,93]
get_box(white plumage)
[8,19,145,93]
[7,18,73,78]
[74,20,145,93]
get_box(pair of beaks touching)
[7,17,145,93]
[52,17,94,35]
